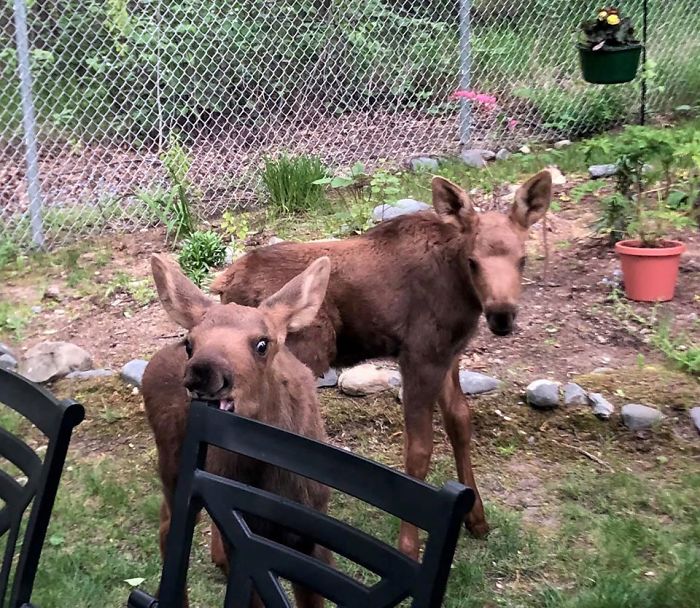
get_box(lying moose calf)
[142,253,332,608]
[212,171,553,558]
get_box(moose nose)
[184,360,233,398]
[486,308,517,336]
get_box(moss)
[575,365,699,411]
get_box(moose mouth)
[219,399,235,412]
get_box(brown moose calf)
[142,253,332,608]
[212,171,553,558]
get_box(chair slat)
[0,427,42,481]
[0,469,26,508]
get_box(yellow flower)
[607,14,621,25]
[598,10,609,20]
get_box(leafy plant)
[104,272,156,307]
[580,7,639,50]
[370,171,402,204]
[178,231,226,287]
[651,321,700,377]
[313,162,368,206]
[158,134,197,241]
[260,154,328,215]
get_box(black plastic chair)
[0,368,85,608]
[129,398,475,608]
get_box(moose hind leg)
[438,362,489,538]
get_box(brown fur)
[211,171,553,557]
[143,255,333,607]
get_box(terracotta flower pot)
[614,239,686,302]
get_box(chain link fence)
[1,0,698,250]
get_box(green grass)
[260,154,329,215]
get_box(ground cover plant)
[0,122,698,607]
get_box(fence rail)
[1,0,698,250]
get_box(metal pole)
[13,0,44,248]
[458,0,472,147]
[640,0,648,125]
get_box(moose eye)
[518,257,527,272]
[184,339,193,359]
[254,338,269,357]
[468,258,479,274]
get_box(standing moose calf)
[212,171,553,558]
[142,254,332,608]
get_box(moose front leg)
[397,356,449,560]
[438,361,489,538]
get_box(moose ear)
[510,170,553,229]
[260,257,331,343]
[431,177,475,228]
[151,254,213,329]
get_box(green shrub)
[260,154,328,215]
[178,230,226,287]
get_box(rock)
[459,150,487,169]
[546,166,567,186]
[267,236,285,246]
[589,164,618,179]
[554,139,571,149]
[0,353,18,371]
[120,359,149,388]
[31,305,42,314]
[622,403,665,430]
[65,368,116,380]
[409,157,439,172]
[495,148,511,161]
[19,341,93,383]
[526,379,560,409]
[690,407,700,434]
[480,149,496,161]
[459,370,501,395]
[338,364,401,397]
[43,286,61,301]
[563,383,588,407]
[519,145,531,154]
[316,368,338,389]
[224,246,236,265]
[502,183,519,202]
[592,367,615,374]
[588,392,614,420]
[0,342,15,358]
[372,199,430,222]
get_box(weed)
[369,170,402,204]
[313,162,368,207]
[0,301,32,341]
[178,230,226,287]
[104,272,156,307]
[220,210,251,256]
[260,154,328,215]
[651,321,700,377]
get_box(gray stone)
[459,370,501,395]
[409,157,439,172]
[30,305,42,314]
[589,164,618,179]
[546,166,567,185]
[588,393,614,420]
[0,342,15,359]
[268,236,285,246]
[43,285,61,301]
[0,353,18,371]
[480,149,496,161]
[19,341,93,383]
[563,383,588,407]
[65,368,116,380]
[526,379,560,409]
[519,145,531,154]
[338,364,401,397]
[554,139,572,149]
[316,368,338,389]
[690,407,700,434]
[459,150,487,169]
[496,148,511,161]
[120,359,149,388]
[372,199,430,222]
[621,404,665,430]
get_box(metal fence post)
[13,0,44,248]
[458,0,472,147]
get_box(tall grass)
[260,154,328,215]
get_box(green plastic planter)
[578,44,643,84]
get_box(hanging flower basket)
[578,7,643,84]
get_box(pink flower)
[452,90,497,105]
[475,93,497,105]
[507,118,519,131]
[453,89,477,100]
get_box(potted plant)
[586,127,693,302]
[578,7,642,84]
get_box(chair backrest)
[0,368,84,608]
[152,399,474,608]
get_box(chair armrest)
[127,589,159,608]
